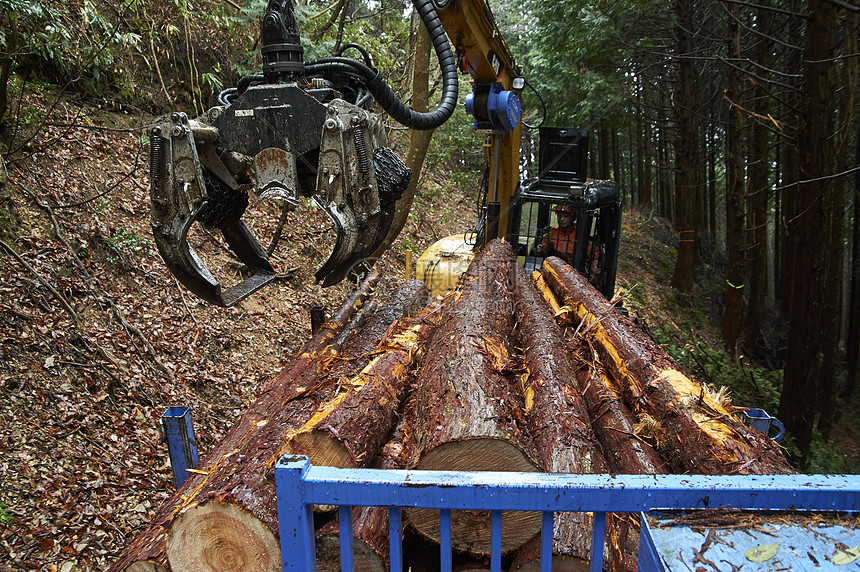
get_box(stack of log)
[111,241,792,572]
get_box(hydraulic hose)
[306,0,458,130]
[335,42,375,67]
[378,0,458,130]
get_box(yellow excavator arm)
[436,0,524,240]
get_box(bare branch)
[824,0,860,13]
[0,239,82,331]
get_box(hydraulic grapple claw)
[148,113,275,307]
[312,101,410,286]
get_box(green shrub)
[649,323,782,413]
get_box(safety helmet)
[554,204,575,215]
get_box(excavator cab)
[506,127,622,299]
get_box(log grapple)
[148,0,456,305]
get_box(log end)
[406,438,542,555]
[315,535,386,572]
[416,437,540,473]
[405,508,542,557]
[166,501,280,572]
[512,556,589,572]
[290,429,356,469]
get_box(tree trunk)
[599,121,610,179]
[109,271,381,572]
[634,92,645,206]
[671,0,696,292]
[846,118,860,402]
[287,298,442,469]
[368,15,435,264]
[818,8,856,435]
[721,0,745,353]
[780,0,837,464]
[740,0,773,355]
[541,257,794,475]
[405,240,541,556]
[708,119,716,243]
[642,106,653,207]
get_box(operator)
[536,204,577,263]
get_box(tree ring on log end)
[406,438,541,555]
[290,430,354,469]
[166,501,279,572]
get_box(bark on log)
[287,298,442,469]
[109,270,381,572]
[405,239,541,556]
[570,352,668,475]
[511,264,616,570]
[288,279,430,416]
[532,266,666,474]
[160,276,437,571]
[541,257,794,475]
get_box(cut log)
[405,240,542,556]
[531,265,666,475]
[513,264,608,475]
[109,270,381,572]
[510,264,615,570]
[123,562,167,572]
[287,298,442,469]
[159,275,434,571]
[314,438,408,572]
[571,352,668,475]
[315,507,389,572]
[288,279,430,411]
[541,257,794,475]
[508,513,632,572]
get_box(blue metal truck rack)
[275,455,860,572]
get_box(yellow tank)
[415,233,477,296]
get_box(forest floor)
[0,93,857,572]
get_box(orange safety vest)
[542,226,577,263]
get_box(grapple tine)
[313,197,360,286]
[312,102,410,286]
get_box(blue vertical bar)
[339,505,354,572]
[590,512,606,572]
[491,510,502,572]
[388,508,403,572]
[540,511,553,572]
[440,509,452,572]
[637,512,666,572]
[161,406,199,489]
[275,456,317,572]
